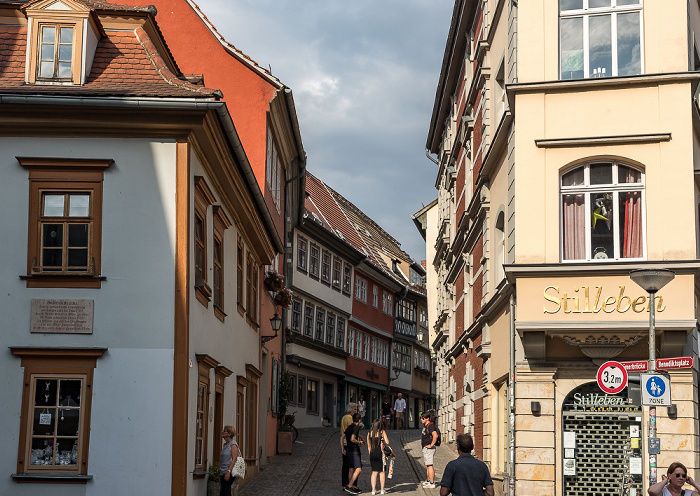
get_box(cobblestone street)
[237,428,457,496]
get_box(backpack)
[429,421,442,447]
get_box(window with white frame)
[342,262,352,295]
[355,276,367,303]
[336,317,346,349]
[309,243,320,278]
[315,307,325,340]
[560,0,642,80]
[348,327,355,355]
[372,286,379,308]
[355,331,362,359]
[291,297,302,332]
[321,250,331,284]
[303,301,314,336]
[371,337,377,364]
[265,127,282,211]
[392,342,411,373]
[332,256,342,290]
[561,161,644,261]
[363,334,370,361]
[326,312,336,345]
[382,293,393,316]
[297,235,307,272]
[380,341,388,368]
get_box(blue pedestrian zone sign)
[640,373,671,406]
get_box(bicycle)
[283,411,299,442]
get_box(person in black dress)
[367,419,391,495]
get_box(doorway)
[323,382,334,427]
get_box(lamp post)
[629,268,675,486]
[261,312,283,344]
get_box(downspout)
[508,293,516,496]
[426,148,439,165]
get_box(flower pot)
[278,431,293,454]
[208,479,220,496]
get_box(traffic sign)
[656,356,694,370]
[619,360,649,373]
[597,361,628,394]
[641,373,671,406]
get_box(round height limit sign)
[597,361,628,394]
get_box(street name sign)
[641,373,671,406]
[597,361,628,394]
[656,356,694,370]
[619,360,649,373]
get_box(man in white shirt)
[393,393,407,430]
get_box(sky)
[194,0,454,262]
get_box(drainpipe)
[425,148,439,165]
[508,293,516,496]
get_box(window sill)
[237,303,246,316]
[214,305,226,322]
[12,473,92,483]
[20,274,105,289]
[192,470,207,480]
[195,286,211,308]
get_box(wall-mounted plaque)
[30,299,94,334]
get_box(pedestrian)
[439,433,494,496]
[343,412,365,494]
[393,393,406,430]
[340,402,358,489]
[367,418,391,495]
[358,395,367,427]
[219,425,240,496]
[648,461,700,496]
[420,411,439,488]
[381,395,392,428]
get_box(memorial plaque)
[30,299,94,334]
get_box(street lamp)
[629,268,675,486]
[261,313,283,344]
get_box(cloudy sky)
[195,0,454,261]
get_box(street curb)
[290,427,338,496]
[400,430,430,496]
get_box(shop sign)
[569,391,637,412]
[656,356,693,370]
[641,374,671,406]
[543,285,665,315]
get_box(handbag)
[232,455,246,479]
[382,440,393,456]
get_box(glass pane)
[68,248,88,268]
[41,44,54,61]
[31,438,55,465]
[41,26,55,44]
[43,224,63,247]
[589,15,612,77]
[56,438,77,465]
[56,409,80,436]
[42,249,62,269]
[59,379,82,406]
[68,195,90,217]
[560,0,583,10]
[618,165,641,183]
[616,0,640,4]
[44,195,64,217]
[35,379,58,406]
[590,192,614,259]
[562,167,585,186]
[68,224,88,247]
[60,27,73,44]
[33,408,55,435]
[560,17,584,79]
[590,163,613,184]
[40,61,54,78]
[589,0,611,7]
[619,191,643,258]
[59,44,72,62]
[58,62,71,78]
[617,12,641,76]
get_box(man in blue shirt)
[440,433,494,496]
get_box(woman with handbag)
[220,425,240,496]
[367,419,391,495]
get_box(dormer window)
[38,24,73,80]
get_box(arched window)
[560,0,642,80]
[561,161,644,261]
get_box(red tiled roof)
[0,25,221,98]
[0,0,152,12]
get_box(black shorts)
[369,449,383,472]
[347,450,362,468]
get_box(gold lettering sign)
[543,286,665,314]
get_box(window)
[420,309,429,329]
[363,335,370,361]
[392,343,411,373]
[236,237,244,311]
[297,376,306,408]
[347,327,355,355]
[315,307,325,341]
[372,286,379,308]
[303,302,314,337]
[383,293,393,316]
[371,337,377,364]
[291,297,302,332]
[289,375,297,405]
[495,211,506,283]
[561,161,644,261]
[326,312,336,345]
[195,381,208,470]
[21,158,112,288]
[355,332,362,359]
[307,379,319,414]
[265,127,282,211]
[332,256,342,290]
[12,348,104,479]
[297,235,307,272]
[336,317,346,349]
[321,250,331,284]
[410,268,423,286]
[355,276,367,303]
[246,253,259,324]
[212,206,231,319]
[342,262,352,295]
[37,24,73,80]
[560,0,642,80]
[194,177,216,305]
[309,243,320,278]
[380,342,388,368]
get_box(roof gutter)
[0,93,283,254]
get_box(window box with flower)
[264,270,285,292]
[274,288,293,308]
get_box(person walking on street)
[381,395,392,428]
[340,403,358,489]
[440,433,494,496]
[367,419,391,495]
[219,425,240,496]
[343,412,365,494]
[393,393,406,430]
[420,411,439,488]
[358,395,366,428]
